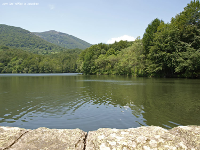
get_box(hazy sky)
[0,0,192,44]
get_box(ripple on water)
[168,121,182,126]
[5,119,15,123]
[4,114,11,117]
[35,97,43,99]
[77,79,145,86]
[1,75,199,131]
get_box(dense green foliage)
[77,40,141,75]
[33,30,92,50]
[1,1,199,78]
[0,46,81,73]
[0,24,69,54]
[77,0,200,78]
[147,0,200,78]
[142,18,163,56]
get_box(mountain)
[0,24,69,54]
[33,30,92,49]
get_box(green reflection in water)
[0,74,199,132]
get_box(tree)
[147,0,200,78]
[142,18,163,56]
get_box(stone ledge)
[0,126,200,150]
[0,127,86,150]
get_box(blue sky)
[0,0,192,44]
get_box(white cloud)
[107,35,135,44]
[49,4,55,10]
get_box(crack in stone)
[83,133,88,150]
[3,130,29,150]
[74,132,87,150]
[1,126,199,150]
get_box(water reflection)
[0,74,200,132]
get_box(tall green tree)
[148,0,200,77]
[142,18,163,56]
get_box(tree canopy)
[1,0,200,78]
[147,0,200,78]
[0,46,81,73]
[77,0,200,78]
[142,18,163,56]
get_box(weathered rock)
[0,126,28,150]
[169,126,200,149]
[86,126,200,150]
[8,127,87,150]
[1,126,200,150]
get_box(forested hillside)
[77,0,200,78]
[0,24,69,54]
[77,40,136,75]
[0,46,81,73]
[0,0,199,78]
[33,30,92,49]
[144,0,200,78]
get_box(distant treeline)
[0,46,81,73]
[0,0,200,78]
[77,0,200,78]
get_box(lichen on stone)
[1,126,200,150]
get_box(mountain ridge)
[0,24,69,54]
[33,30,92,49]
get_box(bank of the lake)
[0,73,200,132]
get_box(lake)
[0,73,199,132]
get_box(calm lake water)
[0,73,199,132]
